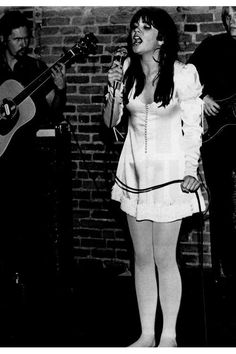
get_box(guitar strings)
[14,36,96,105]
[14,52,74,105]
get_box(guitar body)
[203,113,236,143]
[203,93,236,144]
[0,79,36,157]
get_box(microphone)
[107,47,127,129]
[112,46,128,90]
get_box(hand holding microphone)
[108,47,128,91]
[105,47,128,128]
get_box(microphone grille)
[113,46,128,65]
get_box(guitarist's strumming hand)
[203,94,220,116]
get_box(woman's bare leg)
[127,215,157,347]
[152,220,182,347]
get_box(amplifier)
[35,122,73,283]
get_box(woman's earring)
[156,33,164,47]
[157,39,164,47]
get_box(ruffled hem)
[111,189,205,223]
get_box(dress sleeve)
[176,63,204,178]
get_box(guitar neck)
[14,48,76,106]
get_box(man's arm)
[188,37,211,96]
[46,63,66,113]
[188,38,220,116]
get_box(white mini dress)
[111,61,206,222]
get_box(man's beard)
[15,48,28,60]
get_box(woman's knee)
[154,247,177,271]
[134,248,154,268]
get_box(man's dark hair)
[0,10,32,40]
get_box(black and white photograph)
[0,2,235,349]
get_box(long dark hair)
[124,7,179,107]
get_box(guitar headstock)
[71,33,98,59]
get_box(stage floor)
[0,267,236,347]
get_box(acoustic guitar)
[0,32,97,157]
[203,92,236,143]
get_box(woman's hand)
[181,175,201,193]
[203,95,220,116]
[108,60,123,87]
[103,59,124,128]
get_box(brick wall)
[0,6,225,273]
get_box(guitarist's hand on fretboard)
[203,94,220,116]
[51,63,66,91]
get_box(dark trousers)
[201,126,236,279]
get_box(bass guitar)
[0,32,97,157]
[203,92,236,143]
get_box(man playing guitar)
[189,6,236,290]
[0,10,66,288]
